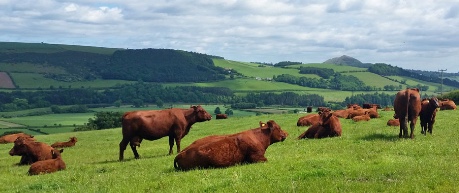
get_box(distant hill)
[323,55,372,68]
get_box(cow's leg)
[399,118,407,138]
[409,119,417,139]
[168,136,175,155]
[428,122,434,134]
[175,136,181,154]
[119,137,130,161]
[130,141,140,159]
[248,152,268,163]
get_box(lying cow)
[51,137,78,148]
[215,114,228,119]
[387,119,400,126]
[419,97,439,135]
[9,136,63,165]
[297,108,342,139]
[119,105,212,161]
[352,111,370,122]
[28,149,66,175]
[439,99,456,110]
[296,114,320,126]
[174,120,288,170]
[0,132,35,144]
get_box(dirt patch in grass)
[0,72,15,88]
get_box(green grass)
[388,76,456,93]
[290,63,367,72]
[0,110,458,192]
[0,63,67,74]
[1,113,95,128]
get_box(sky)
[1,0,458,72]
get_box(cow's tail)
[405,88,410,122]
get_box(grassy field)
[0,110,458,192]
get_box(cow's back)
[122,109,181,140]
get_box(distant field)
[387,76,455,94]
[0,63,67,74]
[342,71,401,88]
[290,63,367,72]
[0,72,15,88]
[0,42,119,55]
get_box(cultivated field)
[1,110,458,192]
[0,72,15,88]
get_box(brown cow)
[9,137,63,165]
[393,88,421,138]
[347,105,379,119]
[51,137,77,148]
[215,114,228,119]
[352,111,370,122]
[173,120,287,170]
[439,99,456,110]
[297,108,342,139]
[387,119,400,126]
[419,97,440,135]
[0,132,35,144]
[306,106,313,113]
[28,149,66,175]
[296,114,320,126]
[119,105,212,161]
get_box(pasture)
[0,110,458,192]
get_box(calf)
[28,149,66,175]
[296,114,320,126]
[9,136,62,165]
[0,132,35,144]
[297,109,342,139]
[174,120,288,170]
[352,111,370,122]
[419,97,440,135]
[387,119,400,126]
[51,137,78,148]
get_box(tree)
[214,107,222,114]
[225,108,233,115]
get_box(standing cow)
[393,88,421,139]
[419,97,439,135]
[174,120,287,170]
[119,105,212,161]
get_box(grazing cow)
[215,114,228,119]
[9,137,63,165]
[0,132,35,144]
[173,120,288,170]
[439,99,456,110]
[297,108,342,139]
[393,88,421,138]
[387,119,400,126]
[352,111,370,122]
[51,137,77,148]
[296,114,320,126]
[419,97,440,135]
[28,149,66,175]
[119,105,212,161]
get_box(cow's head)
[70,137,78,143]
[264,120,288,143]
[318,108,333,125]
[429,97,440,108]
[9,137,29,156]
[51,149,64,159]
[192,105,212,121]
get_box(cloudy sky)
[1,0,458,71]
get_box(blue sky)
[1,0,458,72]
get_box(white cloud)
[0,0,458,71]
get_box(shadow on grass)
[360,133,398,141]
[94,154,170,164]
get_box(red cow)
[352,111,370,122]
[173,120,288,170]
[9,137,63,165]
[0,132,35,144]
[296,114,320,126]
[28,149,66,175]
[439,99,456,110]
[119,105,212,161]
[297,109,342,139]
[51,137,77,148]
[419,97,440,135]
[215,114,228,119]
[393,88,421,138]
[387,119,400,126]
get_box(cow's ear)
[259,121,266,127]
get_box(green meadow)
[0,110,458,192]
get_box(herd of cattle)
[1,88,457,174]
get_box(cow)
[347,105,379,119]
[387,119,400,126]
[28,149,66,175]
[352,111,371,122]
[51,137,77,148]
[393,88,421,138]
[9,136,63,165]
[173,120,287,170]
[419,97,440,135]
[119,105,212,161]
[296,114,320,126]
[306,106,313,113]
[297,108,342,139]
[215,114,228,119]
[0,132,35,144]
[363,103,381,109]
[439,99,456,110]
